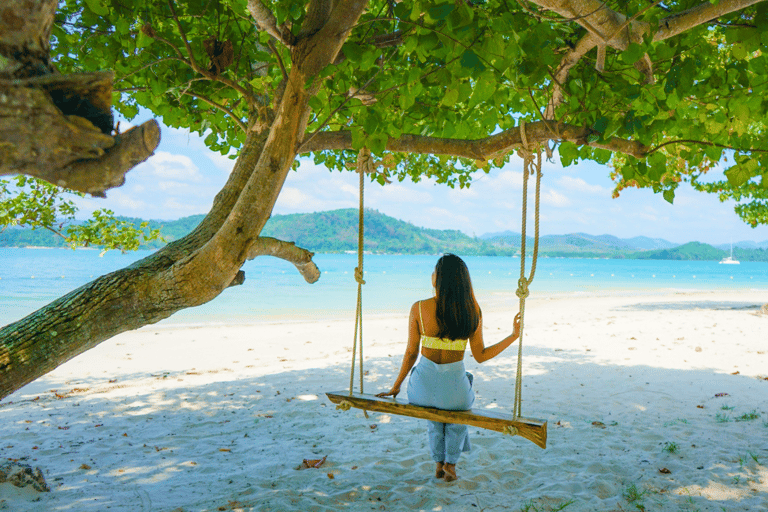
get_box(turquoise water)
[1,248,767,326]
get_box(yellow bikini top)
[418,301,468,351]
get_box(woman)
[377,254,521,482]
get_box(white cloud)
[163,198,201,215]
[557,176,607,195]
[147,152,203,182]
[106,190,148,213]
[206,152,236,173]
[276,187,312,208]
[542,190,572,208]
[374,183,433,204]
[424,207,471,230]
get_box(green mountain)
[631,242,768,262]
[3,209,768,261]
[260,209,513,255]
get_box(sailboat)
[719,241,740,265]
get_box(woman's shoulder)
[412,297,435,308]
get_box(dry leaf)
[219,448,231,452]
[591,421,606,429]
[731,371,740,375]
[696,405,704,409]
[327,473,334,479]
[715,393,729,397]
[80,464,91,470]
[301,455,328,469]
[659,467,671,474]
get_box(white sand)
[2,290,767,511]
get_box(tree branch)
[183,91,248,133]
[246,237,321,284]
[247,0,297,47]
[53,120,161,197]
[653,0,765,42]
[140,20,254,101]
[539,0,763,117]
[298,122,649,160]
[1,72,160,195]
[167,0,200,71]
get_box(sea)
[1,248,767,328]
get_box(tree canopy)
[1,0,766,398]
[51,0,768,220]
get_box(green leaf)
[725,165,752,188]
[427,5,454,20]
[343,44,363,63]
[654,43,675,61]
[441,88,459,107]
[591,116,608,134]
[83,0,109,16]
[663,189,675,204]
[622,43,645,65]
[460,50,483,71]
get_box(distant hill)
[260,209,513,255]
[482,232,677,254]
[631,242,768,262]
[631,241,725,261]
[714,240,768,250]
[3,209,768,261]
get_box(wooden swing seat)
[326,391,547,449]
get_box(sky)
[73,115,768,246]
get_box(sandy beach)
[2,290,767,511]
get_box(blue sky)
[73,116,768,246]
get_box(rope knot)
[516,277,530,299]
[336,400,353,411]
[354,267,366,285]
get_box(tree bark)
[0,1,161,195]
[299,121,649,159]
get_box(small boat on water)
[719,243,740,265]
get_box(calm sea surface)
[1,248,767,327]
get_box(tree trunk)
[0,125,269,399]
[0,0,368,400]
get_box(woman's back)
[418,298,474,365]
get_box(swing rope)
[513,119,543,420]
[344,149,371,416]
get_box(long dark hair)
[434,254,481,340]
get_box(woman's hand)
[513,312,521,337]
[376,385,400,398]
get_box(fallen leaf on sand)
[300,455,328,469]
[715,393,729,397]
[219,448,231,452]
[591,421,606,429]
[80,464,91,470]
[696,405,704,409]
[659,468,671,474]
[731,371,740,375]
[327,473,334,479]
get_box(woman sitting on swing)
[377,253,521,482]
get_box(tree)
[1,0,766,399]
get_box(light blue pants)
[407,357,474,464]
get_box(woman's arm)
[469,312,521,363]
[376,302,422,398]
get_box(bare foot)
[443,463,458,482]
[435,462,445,478]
